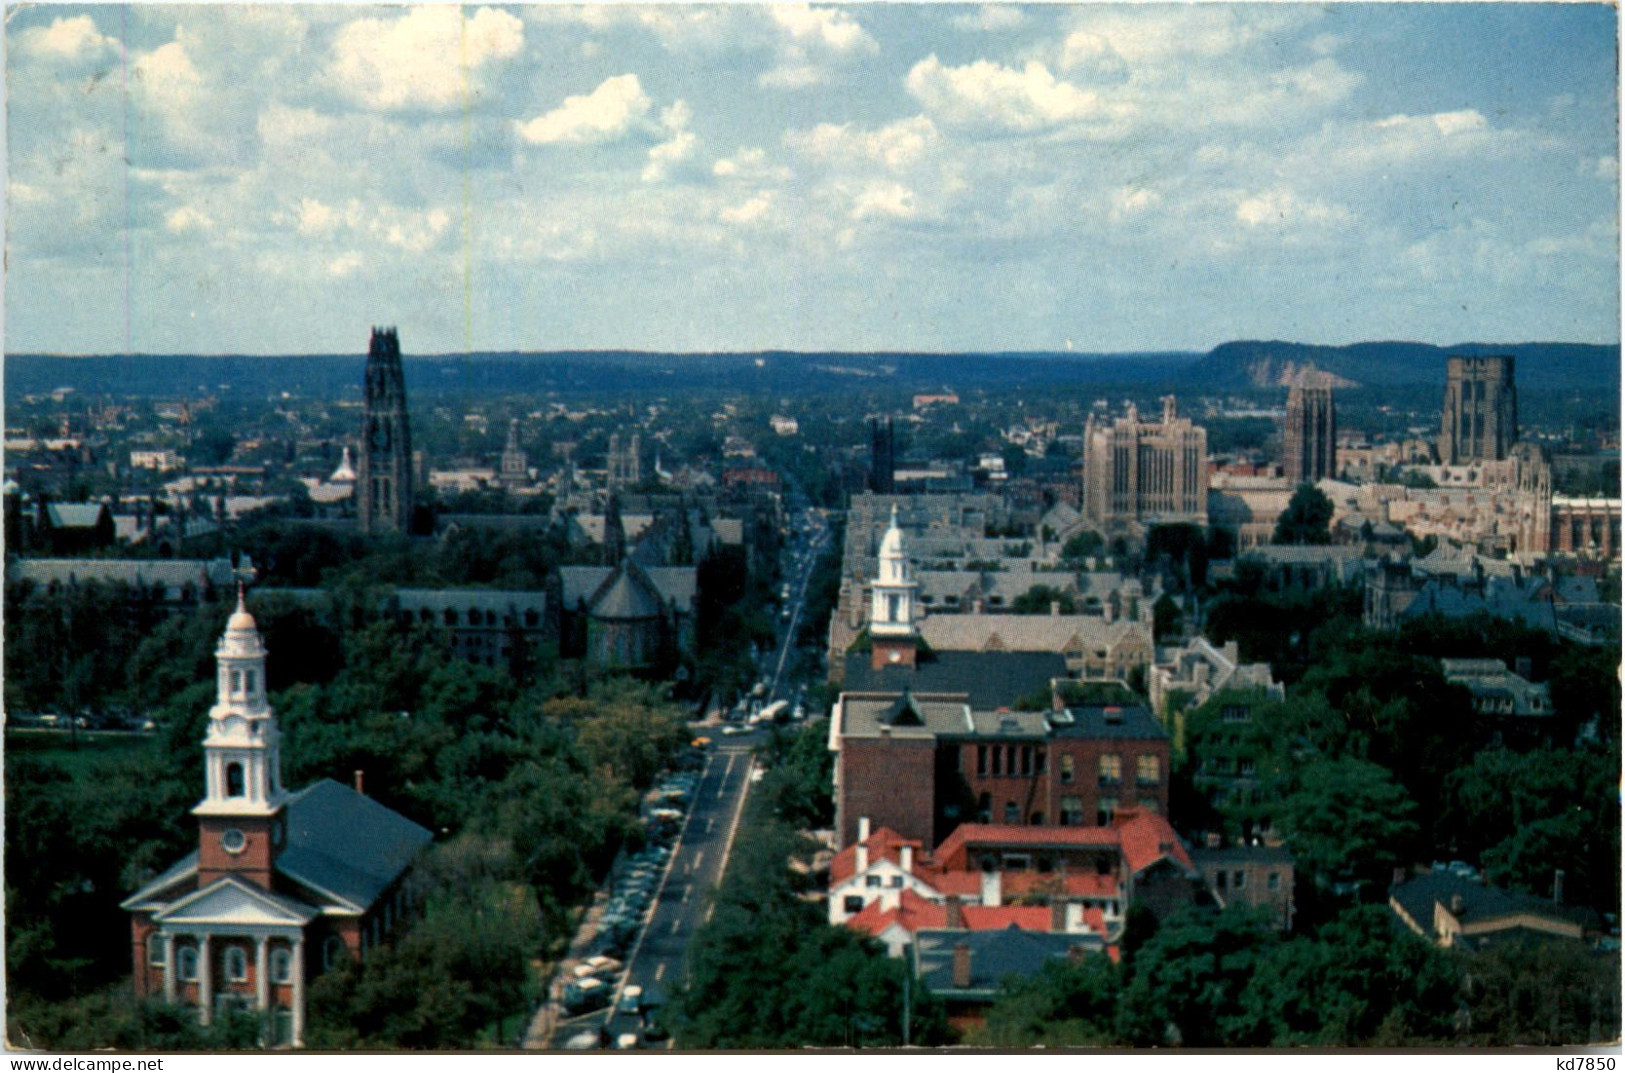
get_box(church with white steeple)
[122,591,431,1047]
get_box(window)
[1021,747,1033,776]
[1239,760,1256,777]
[271,949,292,984]
[886,594,900,622]
[1232,871,1246,890]
[844,895,864,914]
[977,746,987,777]
[866,875,882,888]
[1003,801,1020,824]
[149,936,166,968]
[226,762,245,797]
[178,946,199,981]
[1221,705,1251,724]
[889,876,904,888]
[1060,755,1075,785]
[1060,796,1084,826]
[231,670,243,694]
[977,793,993,823]
[992,745,1003,776]
[323,936,346,970]
[1096,797,1118,826]
[1137,755,1160,785]
[1215,870,1227,890]
[1035,749,1047,775]
[1099,754,1122,785]
[225,946,248,982]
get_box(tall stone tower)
[358,327,414,534]
[499,419,528,489]
[869,418,895,494]
[1440,355,1517,464]
[1284,382,1337,484]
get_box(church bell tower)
[358,327,414,535]
[194,590,289,888]
[869,505,920,670]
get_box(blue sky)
[5,3,1618,355]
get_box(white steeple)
[194,588,288,818]
[329,445,358,484]
[870,505,918,638]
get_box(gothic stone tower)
[1440,355,1517,464]
[359,327,414,535]
[1284,383,1337,485]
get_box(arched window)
[444,608,458,626]
[178,945,199,981]
[148,936,166,968]
[244,670,256,695]
[270,949,292,984]
[226,762,245,797]
[225,946,248,982]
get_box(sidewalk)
[521,892,608,1048]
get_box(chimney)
[855,842,869,874]
[900,844,914,874]
[951,942,972,989]
[1553,869,1565,905]
[1392,867,1408,889]
[981,869,1002,908]
[353,769,365,796]
[946,896,964,930]
[858,816,871,843]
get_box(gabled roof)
[154,875,319,928]
[933,824,1120,871]
[961,905,1050,932]
[1112,808,1196,877]
[913,927,1104,999]
[275,779,432,913]
[829,825,923,884]
[846,889,947,938]
[1390,872,1597,943]
[589,561,666,621]
[121,851,201,911]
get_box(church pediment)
[155,876,317,928]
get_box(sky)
[4,2,1619,356]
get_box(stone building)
[1283,383,1337,485]
[1081,396,1208,540]
[358,327,415,535]
[1439,355,1517,464]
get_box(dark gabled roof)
[913,927,1104,998]
[841,650,1065,709]
[275,779,432,912]
[1051,704,1166,741]
[1390,872,1597,940]
[590,560,665,621]
[887,689,927,727]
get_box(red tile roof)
[829,826,924,884]
[933,823,1120,871]
[961,905,1051,932]
[1112,808,1196,876]
[1001,870,1122,900]
[844,888,947,938]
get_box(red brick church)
[121,592,430,1046]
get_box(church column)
[255,936,269,1013]
[290,936,306,1048]
[198,934,213,1025]
[163,933,177,1004]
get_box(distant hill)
[3,349,1203,400]
[1187,340,1620,391]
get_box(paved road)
[549,737,756,1049]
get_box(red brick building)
[830,691,1172,852]
[121,594,430,1046]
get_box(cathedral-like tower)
[193,590,288,889]
[1440,355,1517,464]
[358,327,414,534]
[1284,383,1337,485]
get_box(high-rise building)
[358,327,414,534]
[870,418,895,494]
[1283,382,1337,484]
[1440,355,1517,464]
[1081,397,1208,537]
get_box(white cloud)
[257,103,338,147]
[719,192,774,226]
[1057,32,1129,82]
[951,6,1027,33]
[327,253,363,279]
[164,205,214,234]
[280,197,451,253]
[712,148,791,183]
[1109,186,1160,221]
[851,182,916,221]
[758,4,877,89]
[329,7,522,111]
[518,74,652,145]
[644,103,698,182]
[905,55,1130,136]
[1235,190,1352,230]
[132,39,204,107]
[16,15,118,63]
[786,116,939,172]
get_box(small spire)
[235,580,246,614]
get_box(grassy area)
[5,730,160,778]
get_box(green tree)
[1152,593,1183,642]
[1060,530,1104,563]
[970,952,1122,1047]
[1117,905,1277,1047]
[1010,584,1076,615]
[1280,757,1419,895]
[1273,484,1334,545]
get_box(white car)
[564,1031,600,1050]
[615,1033,641,1050]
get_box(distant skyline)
[5,3,1619,356]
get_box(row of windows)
[401,607,544,629]
[1214,869,1282,892]
[151,941,295,984]
[973,749,1160,785]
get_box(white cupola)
[870,505,919,638]
[194,589,288,818]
